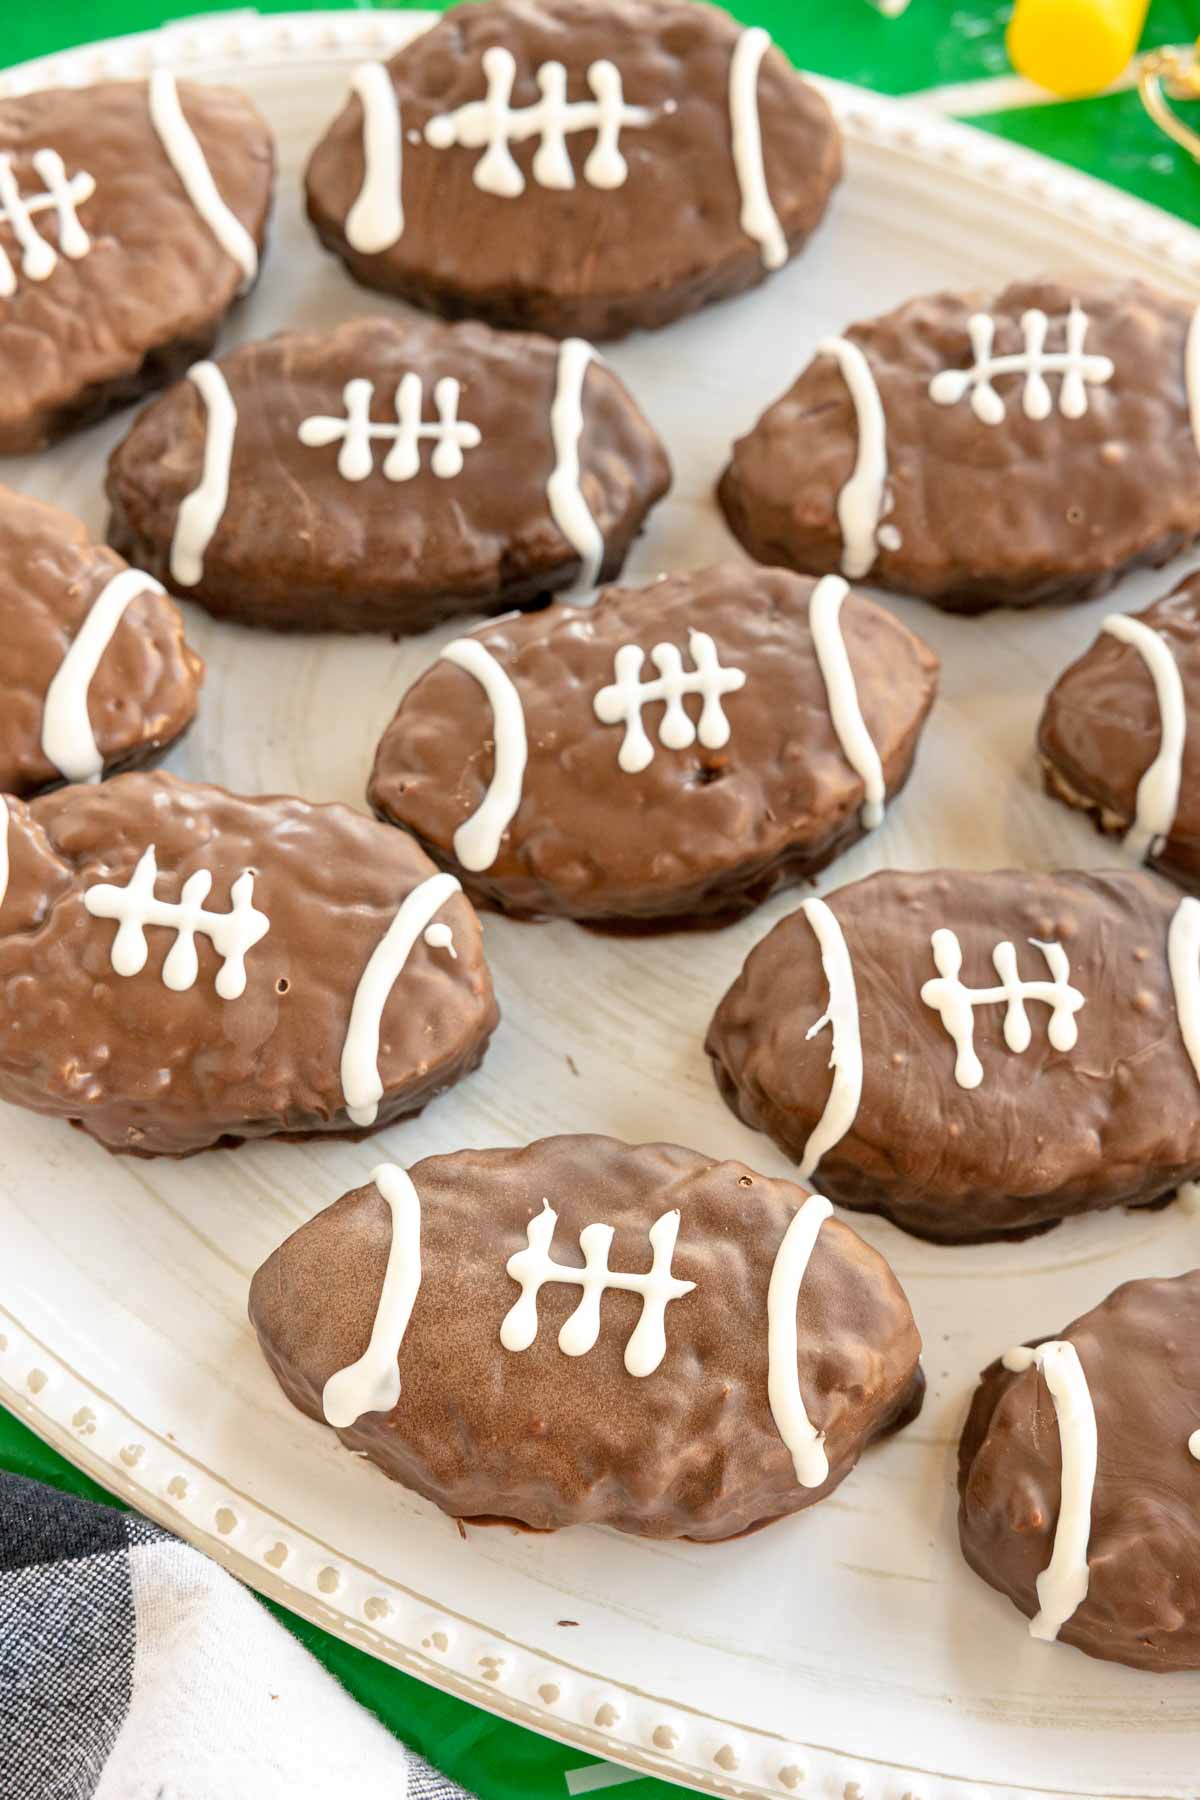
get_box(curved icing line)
[808,575,886,829]
[728,27,786,271]
[1001,1341,1097,1642]
[148,69,258,291]
[440,638,529,872]
[817,337,888,581]
[548,338,604,599]
[41,568,167,784]
[798,896,863,1180]
[0,797,9,913]
[346,61,404,254]
[322,1163,422,1428]
[170,361,237,588]
[1168,895,1200,1089]
[767,1193,833,1487]
[340,871,462,1127]
[1101,613,1186,862]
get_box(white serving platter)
[2,14,1200,1800]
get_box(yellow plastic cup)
[1007,0,1152,98]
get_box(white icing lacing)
[423,921,456,957]
[1168,895,1200,1090]
[798,897,863,1180]
[170,360,238,588]
[929,303,1113,425]
[0,796,10,914]
[322,1164,422,1429]
[807,575,886,829]
[1001,1341,1097,1642]
[147,69,258,291]
[920,930,1084,1090]
[298,374,481,482]
[440,638,528,873]
[424,47,656,197]
[346,61,404,254]
[340,871,461,1127]
[728,27,786,271]
[1190,1428,1200,1460]
[41,569,167,785]
[817,337,888,581]
[767,1194,833,1488]
[1100,613,1186,862]
[593,630,746,774]
[0,147,94,298]
[83,846,269,1000]
[548,338,604,599]
[500,1200,694,1377]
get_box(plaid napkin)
[0,1472,474,1800]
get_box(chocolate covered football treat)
[1039,573,1200,892]
[0,486,202,796]
[708,868,1200,1243]
[369,564,937,923]
[106,314,670,632]
[720,278,1200,612]
[249,1135,923,1538]
[959,1272,1200,1670]
[0,74,272,453]
[304,0,840,341]
[0,771,497,1155]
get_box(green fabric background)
[2,1,1199,1794]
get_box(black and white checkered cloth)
[0,1472,474,1800]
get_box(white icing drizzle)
[0,796,10,914]
[41,568,167,784]
[1001,1341,1097,1642]
[1189,1428,1200,1460]
[500,1200,694,1376]
[346,62,405,254]
[1167,895,1200,1089]
[322,1163,422,1429]
[929,304,1113,424]
[817,337,888,580]
[170,360,237,588]
[767,1193,833,1488]
[921,930,1084,1090]
[1187,307,1200,461]
[148,70,258,292]
[798,897,863,1180]
[423,921,456,958]
[0,148,95,297]
[808,574,886,829]
[440,638,528,872]
[298,374,480,482]
[548,338,604,599]
[1100,613,1186,862]
[83,845,269,1000]
[340,871,461,1127]
[593,630,746,773]
[728,27,786,271]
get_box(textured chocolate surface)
[707,868,1200,1242]
[0,79,272,453]
[0,772,497,1155]
[720,279,1200,612]
[0,486,202,797]
[106,314,670,632]
[369,564,938,924]
[959,1272,1200,1671]
[1039,571,1200,891]
[249,1134,923,1539]
[305,0,840,340]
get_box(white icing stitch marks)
[84,847,269,1000]
[500,1201,694,1377]
[921,930,1084,1090]
[593,631,747,773]
[930,303,1114,425]
[299,375,481,482]
[0,149,95,298]
[425,48,658,196]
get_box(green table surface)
[3,3,1200,1796]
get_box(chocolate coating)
[249,1134,923,1539]
[369,564,938,924]
[707,868,1200,1242]
[720,279,1200,612]
[0,79,273,453]
[305,0,840,341]
[106,314,670,633]
[959,1272,1200,1671]
[0,486,202,797]
[0,772,498,1155]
